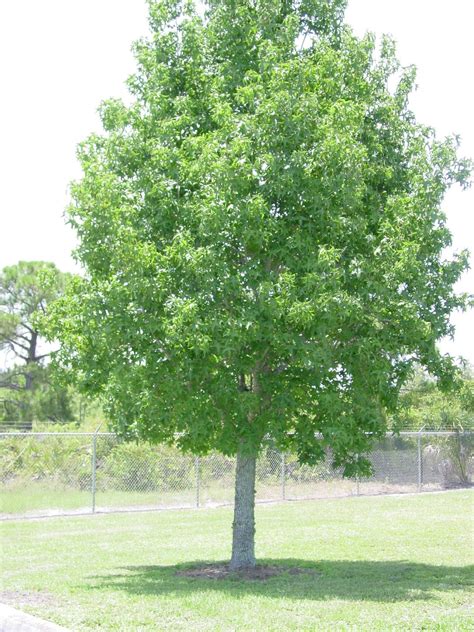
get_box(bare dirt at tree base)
[176,562,320,581]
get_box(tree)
[392,367,474,487]
[0,261,74,423]
[393,366,474,432]
[44,0,471,569]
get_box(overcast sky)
[0,0,472,364]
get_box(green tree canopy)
[392,366,474,487]
[0,261,75,423]
[393,366,474,432]
[45,0,471,567]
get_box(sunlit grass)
[1,491,473,630]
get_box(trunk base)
[229,556,256,571]
[230,444,257,570]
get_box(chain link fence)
[1,431,472,518]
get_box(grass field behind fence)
[2,479,437,517]
[1,491,473,631]
[0,480,359,516]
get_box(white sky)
[0,0,472,363]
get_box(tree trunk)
[24,364,34,391]
[230,443,257,570]
[25,331,38,391]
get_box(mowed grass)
[1,491,473,631]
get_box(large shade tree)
[45,0,471,568]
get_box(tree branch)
[21,322,35,335]
[15,330,32,343]
[0,380,24,391]
[272,363,289,375]
[5,337,30,353]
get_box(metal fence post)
[355,453,360,496]
[195,456,200,508]
[91,433,97,513]
[417,430,423,492]
[281,452,286,500]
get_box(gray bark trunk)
[230,443,257,570]
[25,331,38,391]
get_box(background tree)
[0,261,75,423]
[391,367,474,486]
[393,366,474,433]
[44,0,471,569]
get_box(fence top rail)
[0,430,471,438]
[396,431,473,437]
[0,432,116,437]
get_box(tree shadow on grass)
[90,559,473,603]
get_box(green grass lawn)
[1,491,473,631]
